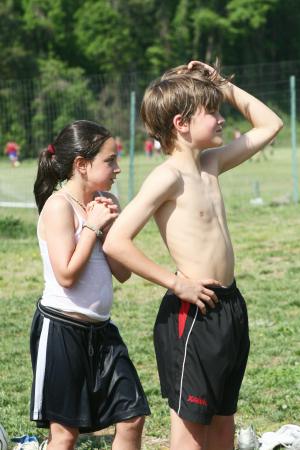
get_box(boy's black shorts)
[153,280,250,425]
[30,302,150,432]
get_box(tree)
[74,0,134,75]
[0,0,37,79]
[30,58,97,156]
[22,0,82,66]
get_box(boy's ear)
[173,114,189,133]
[74,156,88,174]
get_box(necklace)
[64,190,87,211]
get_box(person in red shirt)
[115,136,123,158]
[4,141,20,167]
[144,138,154,157]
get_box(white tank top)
[38,194,113,320]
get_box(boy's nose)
[218,114,225,125]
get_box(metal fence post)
[290,75,298,203]
[128,90,136,202]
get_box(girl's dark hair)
[34,120,111,213]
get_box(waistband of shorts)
[37,300,110,330]
[206,279,237,298]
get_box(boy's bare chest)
[178,174,223,216]
[156,174,226,232]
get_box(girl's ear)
[173,114,189,132]
[74,156,88,174]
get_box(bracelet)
[83,224,103,239]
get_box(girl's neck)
[62,181,93,207]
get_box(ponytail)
[34,148,60,213]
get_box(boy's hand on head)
[186,60,227,87]
[187,60,215,74]
[173,275,220,315]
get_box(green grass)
[0,149,299,449]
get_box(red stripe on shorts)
[178,301,190,338]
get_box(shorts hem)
[31,407,151,432]
[215,408,237,417]
[167,399,212,425]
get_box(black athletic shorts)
[30,302,150,432]
[153,280,250,425]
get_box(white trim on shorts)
[177,307,198,416]
[32,317,50,420]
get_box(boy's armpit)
[137,164,181,206]
[107,164,181,239]
[216,128,277,174]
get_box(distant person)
[31,120,150,450]
[144,138,154,157]
[115,136,123,158]
[4,141,20,167]
[104,60,283,450]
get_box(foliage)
[0,0,298,157]
[0,215,35,238]
[30,57,98,156]
[0,0,298,80]
[74,0,133,74]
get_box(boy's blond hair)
[141,64,227,154]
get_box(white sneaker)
[259,424,300,450]
[291,439,300,450]
[11,435,39,450]
[0,424,9,450]
[12,445,39,450]
[39,440,48,450]
[237,425,260,449]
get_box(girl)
[31,120,150,450]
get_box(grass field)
[0,149,299,449]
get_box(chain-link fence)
[0,59,299,208]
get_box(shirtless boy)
[103,61,283,450]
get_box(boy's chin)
[212,136,223,147]
[205,137,223,149]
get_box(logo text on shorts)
[187,395,208,407]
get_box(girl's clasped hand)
[86,196,119,238]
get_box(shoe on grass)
[39,440,48,450]
[237,425,259,449]
[11,435,39,450]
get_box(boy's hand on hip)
[173,276,220,315]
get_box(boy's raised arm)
[103,165,219,313]
[216,81,283,173]
[187,60,283,173]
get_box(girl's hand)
[93,196,120,239]
[93,196,120,214]
[86,200,118,231]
